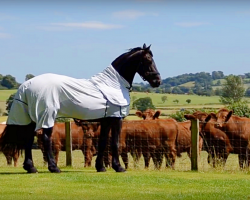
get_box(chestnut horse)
[0,44,161,173]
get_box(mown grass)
[1,150,250,200]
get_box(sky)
[0,0,250,84]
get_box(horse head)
[111,43,161,88]
[136,44,161,88]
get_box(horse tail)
[0,123,36,155]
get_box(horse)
[0,43,161,173]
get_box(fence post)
[65,121,72,166]
[191,119,199,171]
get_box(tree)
[25,74,35,81]
[173,99,179,104]
[219,75,245,104]
[186,99,191,104]
[245,87,250,97]
[6,93,16,114]
[1,75,19,89]
[132,97,155,112]
[161,95,167,103]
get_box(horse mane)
[112,46,153,65]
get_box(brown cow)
[121,119,178,169]
[0,124,20,167]
[135,110,180,169]
[37,122,98,167]
[184,111,233,167]
[210,108,250,168]
[74,117,178,170]
[136,110,203,165]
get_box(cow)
[74,117,178,170]
[120,119,178,169]
[209,108,250,168]
[184,111,233,167]
[136,109,203,166]
[0,124,20,167]
[135,110,181,169]
[37,122,99,167]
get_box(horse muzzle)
[149,75,161,88]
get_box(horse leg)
[42,128,61,173]
[110,118,126,172]
[95,119,110,172]
[23,131,38,173]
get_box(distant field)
[2,90,250,123]
[131,92,222,106]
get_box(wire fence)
[1,120,249,172]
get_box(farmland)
[0,90,223,122]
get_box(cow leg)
[83,138,93,167]
[3,151,12,166]
[23,131,38,173]
[42,128,61,173]
[238,154,245,169]
[110,118,125,172]
[13,151,20,167]
[143,151,151,168]
[95,119,111,172]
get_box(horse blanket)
[7,65,131,131]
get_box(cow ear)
[184,114,196,120]
[225,110,233,122]
[208,112,217,121]
[205,115,212,122]
[135,111,143,118]
[153,110,161,119]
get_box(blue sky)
[0,0,250,84]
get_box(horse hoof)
[25,167,38,173]
[113,165,126,172]
[96,167,106,172]
[49,166,61,173]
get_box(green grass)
[0,89,16,101]
[131,92,222,107]
[0,150,250,200]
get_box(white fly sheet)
[7,65,131,131]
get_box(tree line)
[132,71,250,97]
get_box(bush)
[226,100,250,118]
[132,97,155,112]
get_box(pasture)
[1,150,250,200]
[1,89,250,199]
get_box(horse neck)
[111,53,141,86]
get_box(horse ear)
[143,43,147,49]
[145,44,151,51]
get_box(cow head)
[135,109,161,120]
[74,119,100,137]
[210,108,233,129]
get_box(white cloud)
[49,21,124,30]
[113,10,146,19]
[175,22,211,27]
[0,33,11,39]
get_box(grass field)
[0,150,250,200]
[1,89,250,199]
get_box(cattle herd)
[1,108,250,170]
